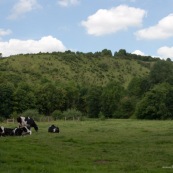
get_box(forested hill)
[2,49,173,120]
[0,49,157,88]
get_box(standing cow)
[17,116,38,132]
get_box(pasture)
[0,119,173,173]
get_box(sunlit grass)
[0,119,173,173]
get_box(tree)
[76,86,88,114]
[135,83,173,119]
[101,81,124,118]
[114,49,127,57]
[0,82,15,118]
[118,96,134,118]
[166,58,172,62]
[36,83,66,115]
[86,86,102,118]
[63,84,79,110]
[101,49,112,57]
[127,76,151,98]
[13,83,36,113]
[149,60,173,85]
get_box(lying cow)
[48,125,60,133]
[0,126,31,136]
[0,126,14,136]
[17,116,38,132]
[13,126,32,136]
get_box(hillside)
[0,51,153,88]
[2,50,173,119]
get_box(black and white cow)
[17,116,38,132]
[0,126,31,136]
[13,126,32,136]
[0,126,14,136]
[48,125,60,133]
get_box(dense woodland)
[0,49,173,120]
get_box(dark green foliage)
[1,50,173,119]
[135,83,173,119]
[0,82,15,118]
[36,83,66,115]
[63,108,82,120]
[98,63,109,71]
[13,83,36,113]
[101,81,124,118]
[51,110,63,120]
[127,77,149,98]
[149,60,173,85]
[22,109,40,121]
[101,49,112,57]
[114,49,127,57]
[63,83,79,110]
[86,86,103,118]
[118,96,134,118]
[76,86,88,114]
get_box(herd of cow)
[0,116,60,137]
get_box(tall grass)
[0,119,173,173]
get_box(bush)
[11,111,18,119]
[51,110,63,120]
[0,116,5,122]
[21,109,40,121]
[98,112,106,120]
[63,109,82,120]
[135,83,173,119]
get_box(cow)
[0,126,14,136]
[13,126,32,136]
[48,125,60,133]
[0,126,31,137]
[17,116,38,132]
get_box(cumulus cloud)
[8,0,41,19]
[132,50,145,56]
[0,36,66,57]
[81,5,146,36]
[135,14,173,40]
[57,0,80,7]
[0,28,12,37]
[157,46,173,59]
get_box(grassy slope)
[0,53,151,88]
[0,120,173,173]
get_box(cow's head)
[34,125,38,132]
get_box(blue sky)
[0,0,173,60]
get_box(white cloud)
[132,50,145,56]
[157,46,173,59]
[135,14,173,40]
[81,5,146,36]
[8,0,41,19]
[57,0,80,7]
[0,28,12,37]
[0,36,66,57]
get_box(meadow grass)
[0,119,173,173]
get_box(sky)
[0,0,173,60]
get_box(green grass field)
[0,119,173,173]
